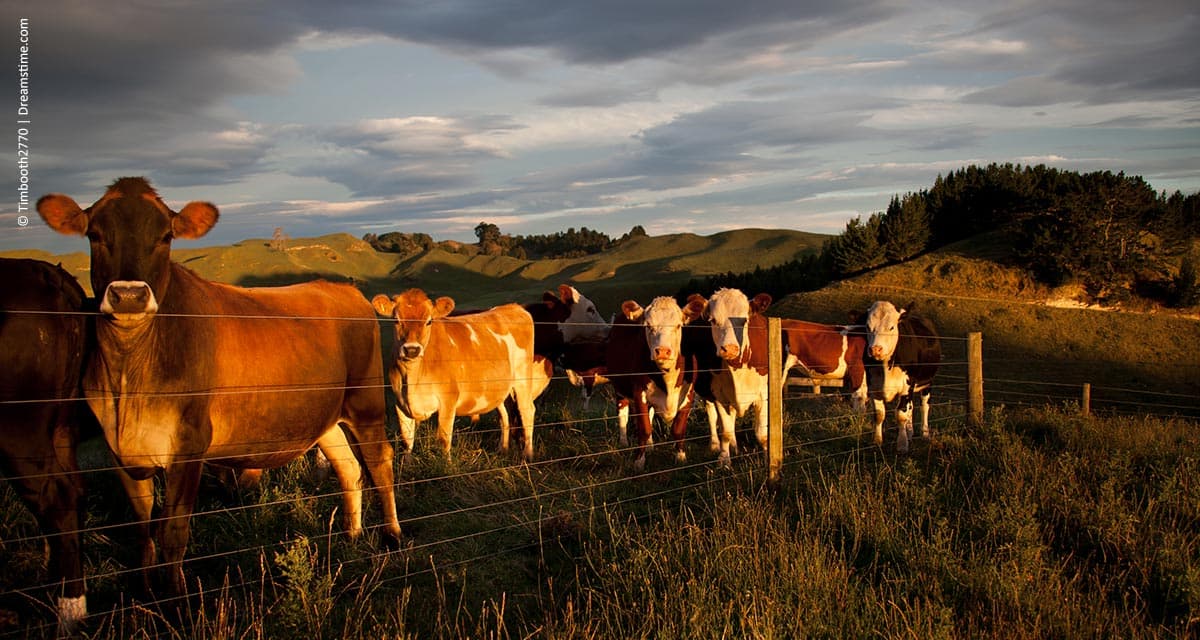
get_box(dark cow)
[682,288,772,467]
[38,177,400,596]
[0,258,89,633]
[859,301,941,453]
[780,319,868,410]
[592,298,700,471]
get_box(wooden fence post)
[967,332,984,427]
[1082,383,1091,417]
[767,317,783,488]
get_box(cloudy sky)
[4,0,1198,254]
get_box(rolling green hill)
[2,228,828,314]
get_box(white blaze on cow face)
[865,300,903,361]
[706,288,751,362]
[559,285,608,343]
[642,296,687,370]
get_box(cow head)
[640,296,701,371]
[557,284,608,343]
[702,288,771,362]
[37,177,218,325]
[372,288,455,361]
[863,300,906,361]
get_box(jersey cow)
[684,288,772,467]
[373,289,542,461]
[859,301,941,453]
[0,258,89,633]
[37,178,401,596]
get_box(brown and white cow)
[38,177,401,596]
[571,297,699,470]
[685,288,772,467]
[859,300,941,453]
[0,258,89,633]
[372,289,542,461]
[780,319,868,411]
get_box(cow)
[859,300,942,453]
[0,258,89,633]
[779,319,868,411]
[570,297,698,470]
[37,177,401,597]
[683,288,772,467]
[372,289,542,461]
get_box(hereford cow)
[684,288,772,467]
[780,319,868,411]
[0,258,89,633]
[372,289,542,461]
[38,178,401,597]
[859,301,941,453]
[566,296,704,468]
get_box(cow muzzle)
[400,343,424,360]
[717,343,741,361]
[869,345,885,359]
[652,346,674,367]
[100,280,159,320]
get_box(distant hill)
[0,228,828,314]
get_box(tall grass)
[1,397,1196,638]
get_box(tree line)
[684,164,1200,307]
[365,224,648,259]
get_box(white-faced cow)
[0,258,89,633]
[37,178,401,596]
[372,289,542,461]
[860,300,942,453]
[628,296,700,467]
[684,288,772,467]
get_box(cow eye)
[425,318,433,327]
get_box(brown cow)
[0,258,89,633]
[780,319,868,411]
[372,289,542,461]
[37,177,400,596]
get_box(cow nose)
[718,343,740,360]
[101,281,157,316]
[653,346,673,362]
[870,345,884,359]
[401,344,423,359]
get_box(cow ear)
[621,300,643,321]
[173,201,219,239]
[558,283,578,304]
[371,295,396,317]
[433,296,455,318]
[37,194,89,236]
[750,293,773,314]
[683,296,706,323]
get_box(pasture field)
[1,229,1198,638]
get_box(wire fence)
[1,310,1198,636]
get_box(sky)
[4,0,1199,255]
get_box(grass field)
[1,229,1197,638]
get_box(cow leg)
[714,402,737,468]
[616,397,630,447]
[160,459,203,596]
[895,394,914,454]
[395,406,418,462]
[630,394,653,472]
[753,399,768,450]
[871,398,887,447]
[498,401,512,455]
[116,468,158,595]
[516,392,536,462]
[348,430,401,549]
[316,427,364,539]
[670,387,695,463]
[917,387,933,439]
[703,400,720,453]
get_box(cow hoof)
[633,455,646,473]
[675,450,687,464]
[380,529,402,552]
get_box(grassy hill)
[3,228,828,314]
